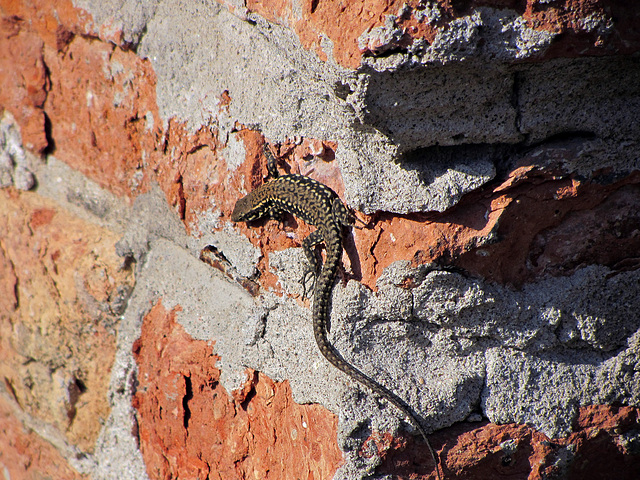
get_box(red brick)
[133,301,343,480]
[377,405,640,479]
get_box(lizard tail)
[312,258,442,479]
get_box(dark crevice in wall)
[183,375,193,430]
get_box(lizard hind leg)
[332,197,359,227]
[300,229,324,299]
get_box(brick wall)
[1,1,639,479]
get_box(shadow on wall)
[361,56,640,152]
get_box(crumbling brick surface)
[1,1,639,479]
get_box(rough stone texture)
[101,226,343,479]
[380,405,640,480]
[0,395,89,480]
[1,111,36,190]
[0,0,162,199]
[0,188,134,452]
[133,301,342,480]
[1,0,639,479]
[42,35,161,198]
[0,15,48,154]
[238,1,640,69]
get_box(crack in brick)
[182,374,193,430]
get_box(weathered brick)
[0,395,88,480]
[0,188,134,452]
[133,301,342,480]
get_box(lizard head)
[231,193,263,222]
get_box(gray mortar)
[92,292,150,480]
[359,63,522,149]
[73,0,158,46]
[517,56,640,145]
[34,156,131,233]
[0,111,36,191]
[360,7,557,71]
[406,263,640,439]
[202,223,261,279]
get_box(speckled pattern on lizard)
[231,144,441,479]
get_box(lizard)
[231,144,441,480]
